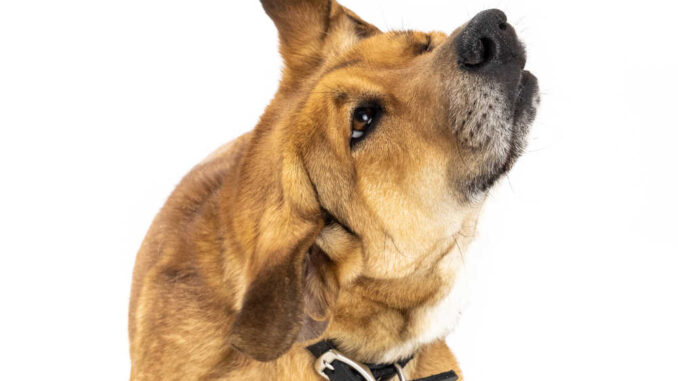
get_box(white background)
[1,1,677,380]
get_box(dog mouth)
[454,68,539,151]
[503,69,539,170]
[512,70,539,124]
[454,69,539,198]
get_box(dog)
[128,1,539,380]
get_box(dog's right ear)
[260,0,380,75]
[228,141,333,362]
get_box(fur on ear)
[228,144,335,361]
[297,245,339,342]
[260,0,380,75]
[260,0,334,44]
[229,227,321,361]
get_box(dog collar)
[307,341,458,381]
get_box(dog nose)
[455,9,525,73]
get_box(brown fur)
[129,1,537,380]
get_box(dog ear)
[229,146,334,361]
[296,244,339,342]
[260,0,380,74]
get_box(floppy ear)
[260,0,380,74]
[229,146,335,361]
[296,244,339,342]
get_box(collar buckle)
[393,363,408,381]
[314,349,377,381]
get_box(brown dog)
[128,1,539,380]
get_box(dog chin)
[455,73,538,200]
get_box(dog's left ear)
[260,0,380,76]
[229,147,335,361]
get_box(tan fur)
[129,1,537,380]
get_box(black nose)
[455,9,525,73]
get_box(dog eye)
[351,105,381,145]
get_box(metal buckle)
[393,363,408,381]
[314,349,377,381]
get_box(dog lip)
[513,70,538,120]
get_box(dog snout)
[455,9,526,73]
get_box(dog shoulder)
[129,132,254,376]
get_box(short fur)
[128,1,538,380]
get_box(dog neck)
[319,243,469,364]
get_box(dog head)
[229,0,539,361]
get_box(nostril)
[479,37,495,63]
[462,37,496,69]
[455,9,522,73]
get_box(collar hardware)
[307,340,458,381]
[393,364,407,381]
[315,349,377,381]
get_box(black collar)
[307,340,458,381]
